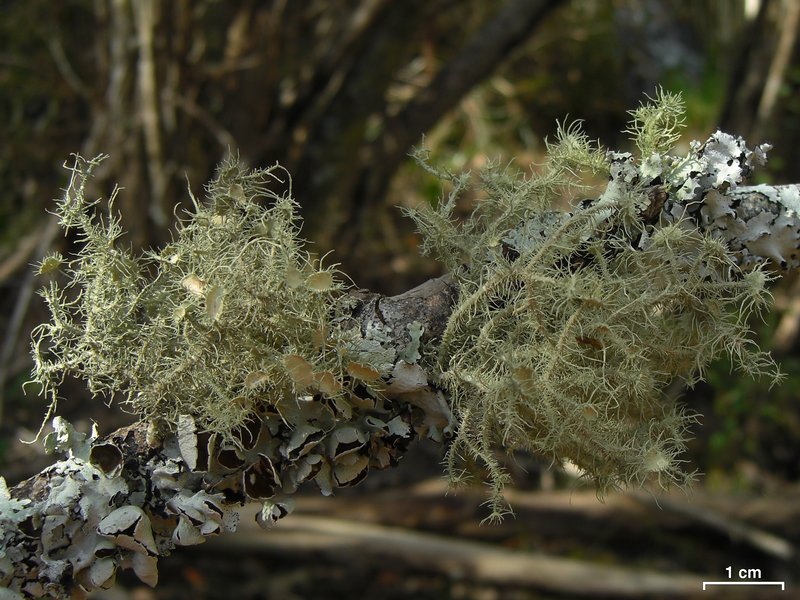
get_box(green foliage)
[407,94,781,521]
[703,351,800,483]
[30,154,369,442]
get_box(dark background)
[2,1,800,598]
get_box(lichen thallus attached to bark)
[29,91,782,523]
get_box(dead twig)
[214,510,721,598]
[0,217,61,424]
[0,224,45,284]
[631,491,796,562]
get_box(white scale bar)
[703,581,785,590]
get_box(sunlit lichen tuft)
[31,154,355,442]
[407,92,781,521]
[625,87,686,157]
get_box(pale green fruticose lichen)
[406,90,782,521]
[30,154,385,444]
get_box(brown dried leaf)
[346,362,382,382]
[314,371,342,396]
[244,371,270,390]
[283,354,314,389]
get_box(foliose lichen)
[405,90,783,521]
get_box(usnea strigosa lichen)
[30,155,391,444]
[405,89,783,520]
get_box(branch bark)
[219,514,712,597]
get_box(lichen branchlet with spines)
[408,90,781,522]
[30,154,384,445]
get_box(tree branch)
[220,514,710,597]
[379,0,564,164]
[4,126,800,597]
[1,277,457,599]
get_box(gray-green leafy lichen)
[0,417,239,597]
[406,90,783,521]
